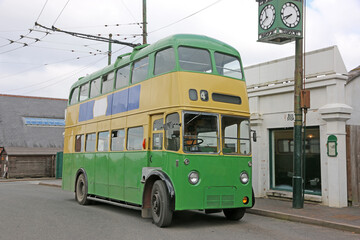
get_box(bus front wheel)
[223,208,246,221]
[75,173,90,205]
[151,180,173,227]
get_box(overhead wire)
[0,54,100,83]
[149,0,224,34]
[52,0,71,26]
[36,0,49,22]
[21,55,108,95]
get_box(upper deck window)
[79,83,89,102]
[70,87,79,105]
[116,64,130,89]
[132,57,149,84]
[214,52,243,79]
[154,48,175,75]
[102,72,115,94]
[90,78,101,98]
[178,47,212,73]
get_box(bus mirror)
[251,130,257,142]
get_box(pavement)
[1,178,359,234]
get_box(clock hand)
[284,13,293,20]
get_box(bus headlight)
[240,171,249,184]
[188,171,200,185]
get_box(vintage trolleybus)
[62,34,254,227]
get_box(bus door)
[149,114,164,168]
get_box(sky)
[0,0,359,99]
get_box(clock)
[259,4,276,30]
[281,2,301,28]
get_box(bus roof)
[71,34,240,89]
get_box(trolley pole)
[142,0,147,44]
[293,37,304,209]
[108,33,112,65]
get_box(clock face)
[259,4,275,30]
[281,2,301,28]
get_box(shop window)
[271,127,321,195]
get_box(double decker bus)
[62,34,254,227]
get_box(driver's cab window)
[183,112,218,153]
[165,113,180,151]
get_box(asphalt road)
[0,181,358,240]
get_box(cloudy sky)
[0,0,359,99]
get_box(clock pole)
[256,0,305,209]
[293,37,304,209]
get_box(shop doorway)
[270,127,321,195]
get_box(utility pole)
[142,0,147,44]
[293,37,304,209]
[108,33,112,65]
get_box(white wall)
[245,46,351,207]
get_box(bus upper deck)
[65,34,249,127]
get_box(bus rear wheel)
[151,180,173,227]
[223,208,246,221]
[75,173,90,205]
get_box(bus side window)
[116,65,130,89]
[111,129,125,151]
[132,56,149,84]
[85,133,96,152]
[79,83,89,102]
[165,113,180,151]
[127,126,144,150]
[70,87,79,105]
[90,78,101,98]
[75,134,84,152]
[97,131,109,152]
[154,48,175,75]
[153,119,163,150]
[102,72,115,94]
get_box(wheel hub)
[152,192,161,216]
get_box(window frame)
[85,132,96,152]
[127,126,144,151]
[154,47,176,76]
[214,51,243,80]
[101,72,115,94]
[75,134,84,152]
[115,64,131,89]
[131,56,149,84]
[79,82,90,102]
[111,129,126,151]
[177,46,212,73]
[97,131,109,152]
[70,87,79,105]
[221,115,251,156]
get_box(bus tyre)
[151,180,173,227]
[223,208,246,221]
[75,174,90,205]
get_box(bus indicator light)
[242,196,249,204]
[142,138,146,149]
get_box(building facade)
[245,46,358,207]
[0,94,67,178]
